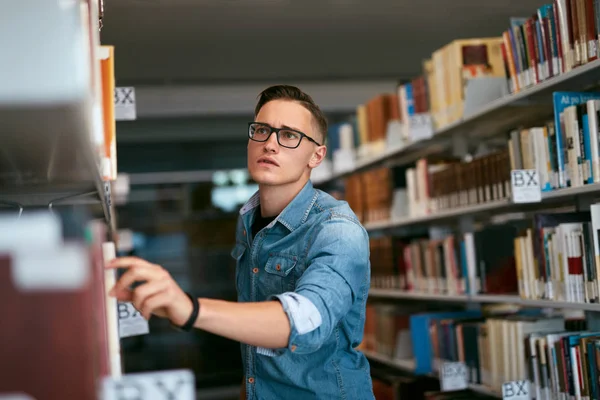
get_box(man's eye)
[256,127,269,135]
[283,131,299,140]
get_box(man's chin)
[249,171,281,186]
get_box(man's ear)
[308,146,327,169]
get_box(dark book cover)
[0,254,98,399]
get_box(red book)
[0,250,98,400]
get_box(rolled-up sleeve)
[270,215,370,354]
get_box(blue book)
[587,341,598,400]
[404,83,415,117]
[552,92,600,188]
[410,310,482,374]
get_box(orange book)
[99,45,116,181]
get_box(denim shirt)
[230,180,374,400]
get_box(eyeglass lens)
[249,124,302,148]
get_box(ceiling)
[101,0,549,86]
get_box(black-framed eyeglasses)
[248,122,322,149]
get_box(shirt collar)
[239,180,318,232]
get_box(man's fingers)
[110,267,146,297]
[112,287,134,302]
[138,291,171,320]
[132,280,169,313]
[110,264,166,298]
[105,256,151,270]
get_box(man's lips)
[257,157,280,167]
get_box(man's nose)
[264,132,279,152]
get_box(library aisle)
[4,1,600,399]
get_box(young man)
[107,85,374,399]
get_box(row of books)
[407,151,512,219]
[340,91,600,225]
[342,151,513,225]
[503,1,600,94]
[363,305,600,399]
[344,167,394,224]
[514,207,600,303]
[369,221,517,297]
[508,91,600,191]
[362,303,412,360]
[318,2,600,178]
[370,205,600,304]
[425,310,598,400]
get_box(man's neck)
[258,177,309,218]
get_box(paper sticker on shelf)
[511,169,541,203]
[101,369,195,400]
[502,380,530,400]
[118,302,149,338]
[114,87,136,121]
[0,394,36,400]
[439,361,468,392]
[408,113,434,142]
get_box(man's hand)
[106,257,193,326]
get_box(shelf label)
[511,169,541,203]
[115,87,137,121]
[0,394,36,400]
[439,361,468,392]
[408,113,434,141]
[118,302,149,338]
[101,369,195,400]
[502,380,530,400]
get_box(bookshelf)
[0,2,125,399]
[1,1,116,234]
[318,4,600,400]
[314,58,600,186]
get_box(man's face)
[247,99,326,186]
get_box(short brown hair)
[254,85,328,145]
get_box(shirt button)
[243,230,246,236]
[276,264,281,271]
[291,345,297,352]
[252,268,259,274]
[248,377,255,384]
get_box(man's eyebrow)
[281,124,303,132]
[255,121,304,132]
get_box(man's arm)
[193,298,290,348]
[106,257,290,349]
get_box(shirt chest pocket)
[262,253,299,294]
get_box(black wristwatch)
[175,292,200,332]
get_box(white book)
[464,233,477,295]
[591,204,600,300]
[587,100,600,182]
[558,223,583,302]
